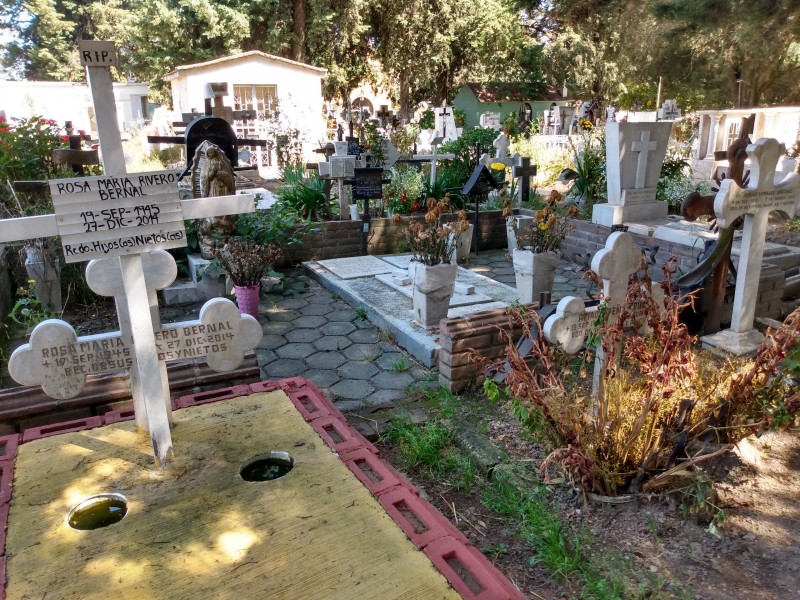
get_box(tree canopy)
[2,0,800,110]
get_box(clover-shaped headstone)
[543,297,597,354]
[155,298,262,371]
[9,320,129,399]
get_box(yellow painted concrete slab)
[7,391,461,600]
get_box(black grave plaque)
[346,136,362,158]
[352,167,384,200]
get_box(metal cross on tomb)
[0,40,259,468]
[437,107,452,139]
[631,130,658,189]
[714,137,800,335]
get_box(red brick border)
[21,416,104,443]
[8,378,525,599]
[0,436,19,464]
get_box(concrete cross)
[714,137,800,335]
[0,40,254,467]
[631,130,658,189]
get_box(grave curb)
[5,378,525,600]
[0,436,19,464]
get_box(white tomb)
[592,122,673,226]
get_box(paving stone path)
[256,251,591,414]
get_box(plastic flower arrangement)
[395,194,470,265]
[504,190,578,253]
[578,118,593,131]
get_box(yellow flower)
[27,279,36,284]
[539,222,548,230]
[491,162,506,171]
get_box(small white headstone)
[492,132,511,158]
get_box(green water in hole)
[68,496,127,530]
[240,458,293,481]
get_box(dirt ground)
[378,403,800,600]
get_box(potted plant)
[397,194,469,328]
[505,191,577,305]
[213,238,282,318]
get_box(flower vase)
[512,249,560,305]
[234,283,261,318]
[449,224,475,264]
[409,261,458,329]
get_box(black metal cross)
[376,105,393,127]
[438,108,452,139]
[512,157,537,204]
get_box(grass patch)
[388,357,410,372]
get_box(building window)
[232,84,277,167]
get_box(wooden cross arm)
[0,193,255,244]
[53,149,100,166]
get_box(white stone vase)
[409,261,458,328]
[512,249,560,305]
[349,204,359,220]
[24,245,62,313]
[449,224,474,264]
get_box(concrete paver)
[256,252,589,413]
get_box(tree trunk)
[399,69,410,122]
[291,0,306,62]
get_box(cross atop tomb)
[512,157,536,204]
[631,130,658,189]
[492,132,510,158]
[0,40,257,468]
[412,135,455,187]
[713,137,800,337]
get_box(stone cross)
[492,132,510,158]
[631,130,658,189]
[0,40,255,467]
[512,157,536,205]
[702,137,800,353]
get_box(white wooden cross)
[714,138,800,335]
[0,40,255,467]
[544,232,664,400]
[631,130,658,189]
[413,136,455,188]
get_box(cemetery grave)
[3,41,800,600]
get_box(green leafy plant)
[384,164,424,215]
[438,127,500,189]
[234,198,317,260]
[558,130,606,211]
[418,109,435,130]
[0,115,70,215]
[276,162,331,221]
[504,190,578,252]
[388,357,410,372]
[355,306,367,320]
[9,279,56,332]
[363,122,385,167]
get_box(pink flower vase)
[234,283,260,318]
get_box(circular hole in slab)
[240,451,294,482]
[67,493,128,530]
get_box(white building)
[0,80,152,136]
[165,51,327,171]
